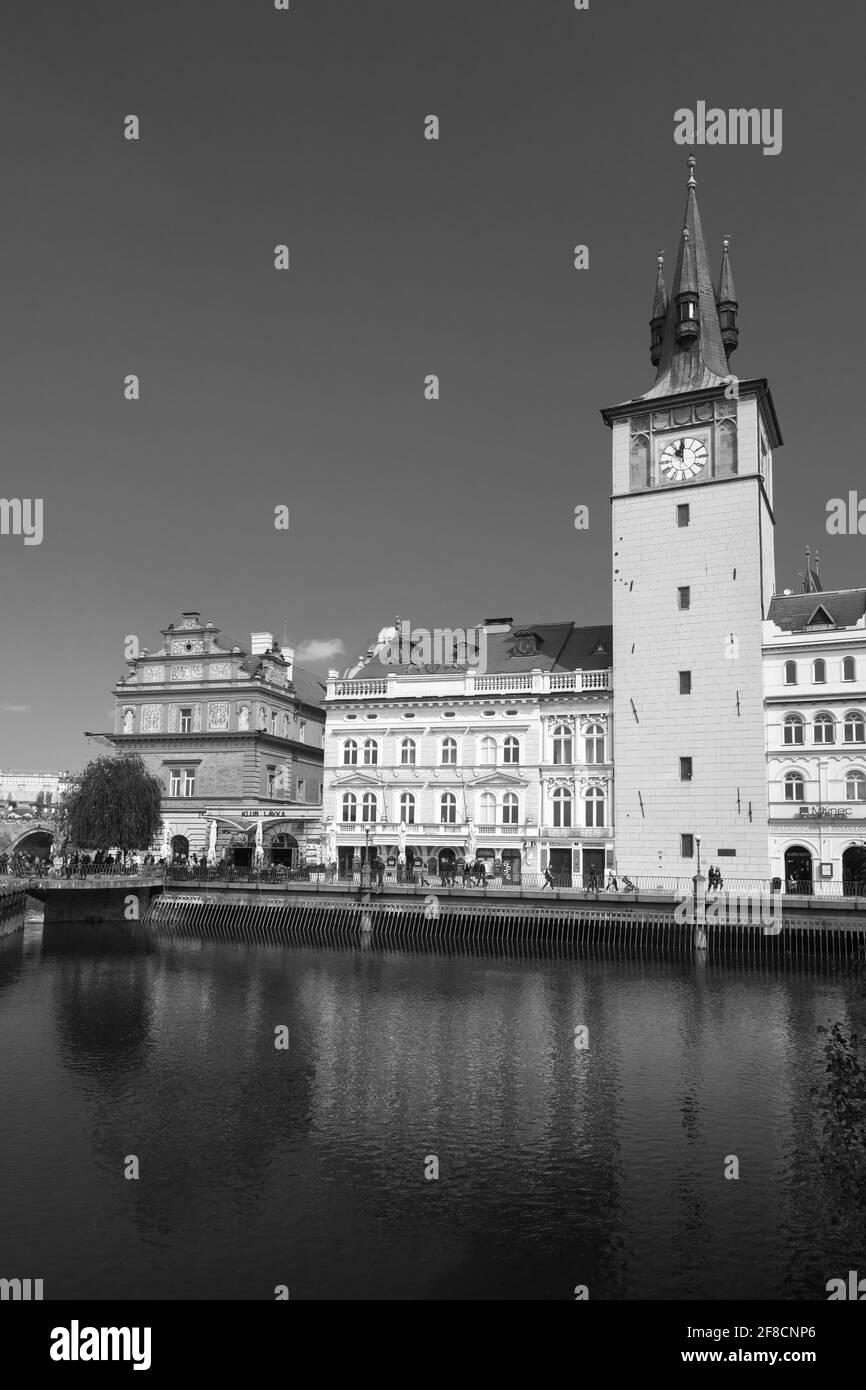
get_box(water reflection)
[0,924,863,1299]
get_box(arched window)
[399,792,415,824]
[479,736,497,766]
[478,792,496,826]
[341,792,357,823]
[363,738,378,765]
[361,792,378,823]
[846,771,866,802]
[552,724,573,764]
[502,792,519,825]
[814,713,835,744]
[783,714,805,745]
[342,739,358,765]
[440,792,457,824]
[552,787,572,828]
[784,772,805,802]
[843,656,856,681]
[844,711,865,743]
[503,736,520,764]
[784,661,797,686]
[585,723,605,763]
[585,787,605,827]
[400,737,416,766]
[717,419,737,476]
[630,434,650,490]
[440,736,457,765]
[813,658,826,684]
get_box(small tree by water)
[62,754,162,852]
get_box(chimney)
[250,631,275,655]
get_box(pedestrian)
[543,865,555,889]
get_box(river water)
[0,917,863,1300]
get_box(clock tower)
[602,157,780,880]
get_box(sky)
[1,0,864,771]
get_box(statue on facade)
[238,705,250,731]
[122,709,134,734]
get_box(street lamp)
[696,835,702,876]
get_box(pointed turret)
[649,254,668,367]
[716,236,739,357]
[802,546,823,594]
[640,155,730,399]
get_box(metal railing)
[6,863,866,903]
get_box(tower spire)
[649,251,668,367]
[717,234,739,357]
[640,156,730,399]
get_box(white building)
[0,769,71,807]
[323,620,613,884]
[603,155,776,882]
[763,581,866,892]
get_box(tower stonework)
[603,160,780,880]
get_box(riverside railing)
[6,863,866,903]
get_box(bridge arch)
[5,823,57,858]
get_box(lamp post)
[696,835,702,876]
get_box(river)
[0,916,863,1299]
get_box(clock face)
[659,436,707,481]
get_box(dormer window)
[514,631,539,657]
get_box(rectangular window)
[680,757,693,782]
[681,833,694,858]
[179,707,192,733]
[182,769,195,797]
[267,768,277,798]
[677,504,689,527]
[678,586,690,610]
[169,769,181,796]
[299,720,307,743]
[297,778,305,801]
[679,670,692,694]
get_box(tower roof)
[717,236,737,305]
[640,156,730,400]
[651,254,668,320]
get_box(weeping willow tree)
[63,754,163,852]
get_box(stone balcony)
[333,821,612,839]
[327,668,612,701]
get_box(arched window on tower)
[717,420,737,477]
[630,434,650,491]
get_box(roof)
[767,589,866,633]
[345,621,613,679]
[291,664,327,709]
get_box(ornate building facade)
[763,580,866,891]
[322,620,613,883]
[105,612,325,866]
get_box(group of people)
[361,854,509,889]
[0,848,164,879]
[542,868,635,891]
[706,865,725,890]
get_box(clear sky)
[2,0,864,771]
